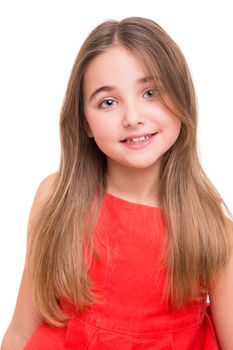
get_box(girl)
[1,17,233,350]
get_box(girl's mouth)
[120,132,158,149]
[121,133,157,144]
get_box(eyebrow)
[88,75,154,102]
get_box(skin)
[83,45,181,207]
[1,46,232,350]
[209,232,233,350]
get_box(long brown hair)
[28,17,232,326]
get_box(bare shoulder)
[33,172,58,204]
[27,172,58,241]
[28,172,58,219]
[210,215,233,296]
[209,216,233,349]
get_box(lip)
[120,132,157,142]
[121,132,158,149]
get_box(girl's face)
[83,46,181,171]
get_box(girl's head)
[83,45,182,172]
[60,17,197,182]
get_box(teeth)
[126,134,151,143]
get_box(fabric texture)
[24,193,220,349]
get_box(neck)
[106,160,161,207]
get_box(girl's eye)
[99,99,117,109]
[98,88,158,109]
[144,88,158,99]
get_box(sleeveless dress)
[24,193,220,349]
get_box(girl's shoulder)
[223,211,233,247]
[27,172,58,241]
[34,172,58,201]
[209,215,233,348]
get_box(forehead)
[83,46,151,90]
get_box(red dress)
[24,193,220,349]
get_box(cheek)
[158,112,181,145]
[85,106,119,139]
[170,118,182,136]
[84,110,102,138]
[151,102,181,133]
[166,119,181,146]
[85,114,113,140]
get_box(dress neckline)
[105,192,163,211]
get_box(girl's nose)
[122,104,145,127]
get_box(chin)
[125,160,160,170]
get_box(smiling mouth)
[121,133,157,144]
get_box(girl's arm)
[209,219,233,350]
[1,266,40,350]
[1,173,58,350]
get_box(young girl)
[1,17,233,350]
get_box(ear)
[83,119,93,138]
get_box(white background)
[0,0,232,342]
